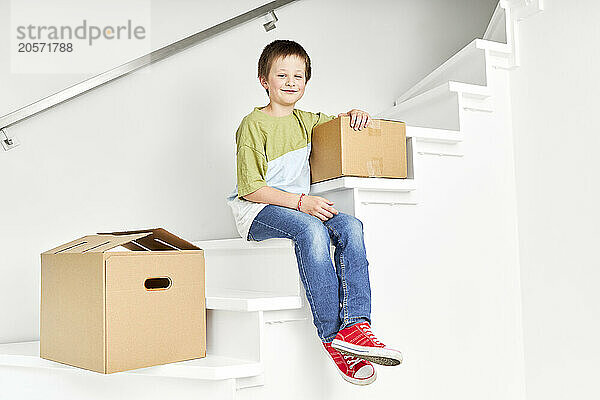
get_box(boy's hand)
[299,195,339,221]
[338,109,371,131]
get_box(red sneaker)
[332,322,403,366]
[322,341,376,385]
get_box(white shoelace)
[360,324,384,346]
[343,354,363,369]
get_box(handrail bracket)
[263,10,279,31]
[1,128,19,151]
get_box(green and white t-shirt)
[226,106,336,240]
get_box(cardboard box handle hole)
[144,276,172,291]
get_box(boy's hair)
[258,40,312,96]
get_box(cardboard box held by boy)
[310,116,407,183]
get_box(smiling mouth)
[282,90,298,93]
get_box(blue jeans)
[247,204,372,342]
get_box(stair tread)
[378,81,491,120]
[206,288,302,311]
[0,341,262,380]
[406,126,463,143]
[447,81,490,96]
[194,237,293,250]
[310,176,416,195]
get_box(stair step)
[509,0,544,19]
[206,288,302,312]
[378,81,492,131]
[0,341,262,381]
[395,81,490,110]
[407,126,464,157]
[195,237,293,251]
[309,175,419,210]
[310,176,416,194]
[396,39,509,104]
[406,126,462,144]
[194,238,302,297]
[484,2,507,43]
[447,81,491,98]
[477,38,511,54]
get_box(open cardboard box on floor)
[310,116,408,183]
[40,228,206,374]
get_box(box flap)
[96,228,201,251]
[42,233,152,254]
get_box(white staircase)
[0,1,544,399]
[0,238,313,399]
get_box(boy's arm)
[244,186,338,221]
[237,144,268,199]
[242,186,301,209]
[313,109,370,130]
[235,118,270,200]
[236,143,307,210]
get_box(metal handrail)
[0,0,297,132]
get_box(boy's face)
[260,55,307,107]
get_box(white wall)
[509,1,600,399]
[0,0,497,343]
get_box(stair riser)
[459,95,494,113]
[488,51,513,70]
[388,92,461,131]
[206,310,263,362]
[388,87,494,132]
[204,248,301,296]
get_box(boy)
[226,40,402,386]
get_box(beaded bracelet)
[296,193,305,211]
